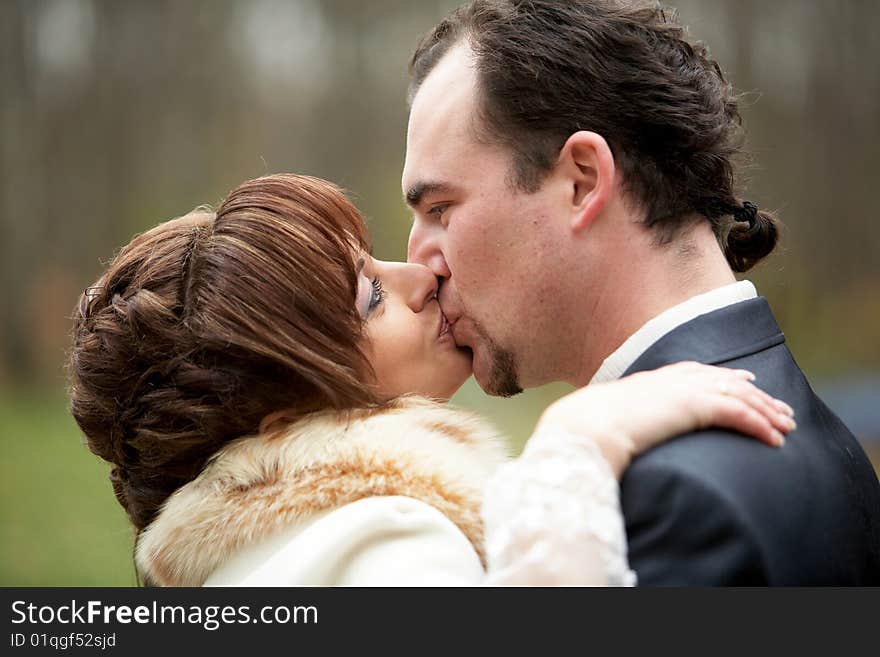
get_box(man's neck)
[572,222,737,386]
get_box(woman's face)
[356,256,472,400]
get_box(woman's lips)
[438,310,450,338]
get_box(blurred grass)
[1,380,873,586]
[0,380,567,587]
[0,388,135,586]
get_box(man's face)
[404,44,571,396]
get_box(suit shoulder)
[621,443,768,585]
[621,435,761,516]
[625,428,786,486]
[620,429,798,532]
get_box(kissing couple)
[69,1,880,586]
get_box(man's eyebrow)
[404,182,454,208]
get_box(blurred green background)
[1,0,878,586]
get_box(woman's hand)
[533,362,796,478]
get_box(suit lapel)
[622,298,786,376]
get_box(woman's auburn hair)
[68,174,380,533]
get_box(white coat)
[136,398,509,586]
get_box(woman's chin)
[436,359,474,401]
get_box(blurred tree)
[0,0,877,386]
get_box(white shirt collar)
[589,280,758,385]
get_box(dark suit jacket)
[620,297,880,585]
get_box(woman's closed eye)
[368,276,386,315]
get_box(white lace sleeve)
[482,426,637,586]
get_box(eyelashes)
[369,276,386,312]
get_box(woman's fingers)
[743,379,794,418]
[707,396,786,447]
[656,363,795,447]
[716,378,796,436]
[732,368,757,382]
[534,361,797,480]
[751,387,797,434]
[704,373,794,447]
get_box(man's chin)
[472,346,523,398]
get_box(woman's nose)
[384,261,438,313]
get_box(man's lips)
[447,316,470,349]
[438,309,468,349]
[436,299,465,345]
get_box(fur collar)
[135,397,509,586]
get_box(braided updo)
[68,174,379,533]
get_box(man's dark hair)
[409,0,778,272]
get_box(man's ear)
[558,131,615,233]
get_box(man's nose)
[408,222,451,279]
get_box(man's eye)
[369,276,386,311]
[428,204,449,221]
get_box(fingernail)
[779,415,796,431]
[772,430,785,447]
[775,400,795,417]
[740,370,757,381]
